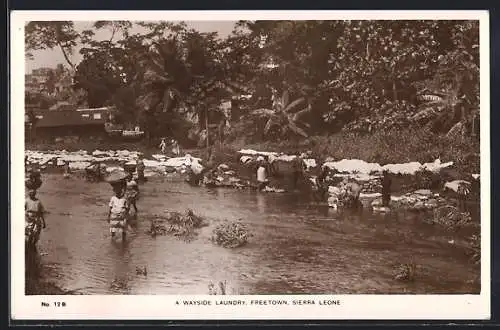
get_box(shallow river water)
[34,173,480,295]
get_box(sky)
[25,21,237,73]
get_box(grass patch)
[146,209,207,241]
[211,221,252,248]
[424,205,478,231]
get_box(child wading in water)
[25,188,46,277]
[108,183,130,241]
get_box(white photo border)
[10,10,491,320]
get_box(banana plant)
[250,90,312,138]
[410,49,479,137]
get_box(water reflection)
[256,193,266,213]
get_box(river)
[33,172,479,295]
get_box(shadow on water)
[32,173,480,295]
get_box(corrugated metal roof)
[35,110,106,128]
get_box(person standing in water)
[25,188,46,277]
[25,188,46,248]
[291,154,304,191]
[201,148,217,182]
[256,156,269,191]
[125,173,139,220]
[107,184,130,241]
[381,170,392,207]
[316,164,330,201]
[136,155,145,183]
[63,160,71,178]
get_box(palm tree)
[250,90,312,139]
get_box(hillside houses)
[25,65,74,99]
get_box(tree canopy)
[25,19,480,143]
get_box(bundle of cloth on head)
[105,171,129,192]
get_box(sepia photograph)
[11,10,490,320]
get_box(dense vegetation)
[25,20,480,160]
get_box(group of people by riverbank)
[24,143,478,282]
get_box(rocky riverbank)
[25,147,480,209]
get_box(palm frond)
[281,90,290,109]
[251,108,275,117]
[410,107,439,122]
[264,116,280,135]
[291,104,312,122]
[282,97,306,113]
[137,93,160,111]
[143,68,172,85]
[286,120,309,138]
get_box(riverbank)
[226,129,480,175]
[26,129,480,175]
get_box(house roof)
[34,109,107,128]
